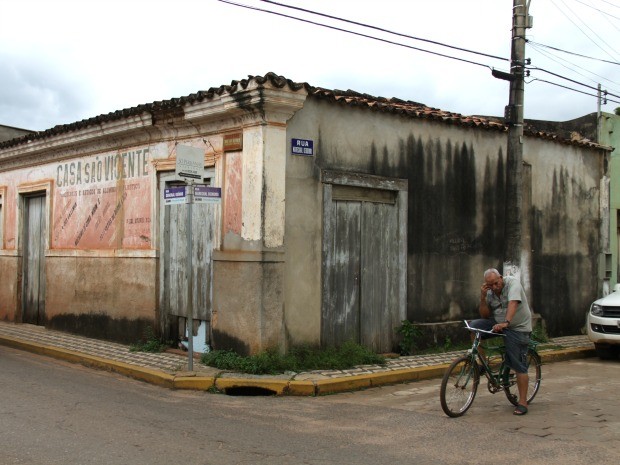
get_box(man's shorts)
[503,329,531,374]
[468,319,531,373]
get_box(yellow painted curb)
[539,347,595,363]
[173,376,216,391]
[287,380,317,396]
[0,335,175,388]
[365,364,452,387]
[314,375,372,395]
[215,377,289,395]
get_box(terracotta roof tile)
[0,72,606,151]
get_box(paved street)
[1,345,618,465]
[325,357,620,445]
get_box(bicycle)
[439,320,542,417]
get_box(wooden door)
[322,183,405,353]
[159,174,217,333]
[22,194,46,325]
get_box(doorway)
[22,194,47,325]
[321,173,407,353]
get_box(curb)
[0,334,596,396]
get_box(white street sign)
[175,145,204,181]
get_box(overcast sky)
[1,0,619,132]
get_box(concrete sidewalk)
[0,320,596,396]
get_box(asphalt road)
[1,346,618,465]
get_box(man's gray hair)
[483,268,501,279]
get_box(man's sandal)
[513,405,528,415]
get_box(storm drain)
[223,386,277,396]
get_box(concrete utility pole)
[503,0,531,277]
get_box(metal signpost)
[174,145,205,371]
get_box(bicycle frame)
[464,321,512,390]
[440,320,542,417]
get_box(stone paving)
[0,320,595,381]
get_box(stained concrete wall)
[0,255,19,321]
[284,97,606,345]
[45,255,156,342]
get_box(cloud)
[0,52,92,130]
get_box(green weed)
[129,326,171,353]
[200,341,386,375]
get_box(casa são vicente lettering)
[56,148,150,187]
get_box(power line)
[528,66,620,99]
[572,0,620,20]
[219,0,619,108]
[529,42,620,93]
[526,40,620,65]
[592,0,620,10]
[217,0,497,69]
[550,0,620,62]
[257,0,509,63]
[528,78,620,105]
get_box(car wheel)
[594,343,618,360]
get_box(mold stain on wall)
[343,131,599,336]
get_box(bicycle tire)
[440,356,479,417]
[503,349,542,406]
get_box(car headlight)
[591,304,604,316]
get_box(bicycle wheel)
[440,356,479,417]
[503,349,542,406]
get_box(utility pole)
[503,0,531,278]
[597,84,607,144]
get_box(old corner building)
[0,73,610,355]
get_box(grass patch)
[129,327,171,353]
[200,341,386,375]
[531,321,550,343]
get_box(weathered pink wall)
[224,151,242,236]
[52,148,152,249]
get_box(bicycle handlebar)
[464,320,506,337]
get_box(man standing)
[471,268,532,415]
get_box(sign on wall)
[51,147,152,249]
[291,138,314,156]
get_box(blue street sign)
[164,186,187,205]
[291,138,314,156]
[194,186,222,203]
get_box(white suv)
[587,284,620,359]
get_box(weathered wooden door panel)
[160,177,216,322]
[22,195,46,325]
[323,201,362,347]
[322,178,406,353]
[359,201,399,352]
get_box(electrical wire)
[216,0,497,69]
[529,42,620,92]
[550,0,620,62]
[528,66,620,99]
[257,0,509,62]
[571,0,620,20]
[528,78,620,105]
[527,40,620,65]
[219,0,619,108]
[592,0,620,10]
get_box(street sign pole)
[185,180,194,371]
[173,145,206,371]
